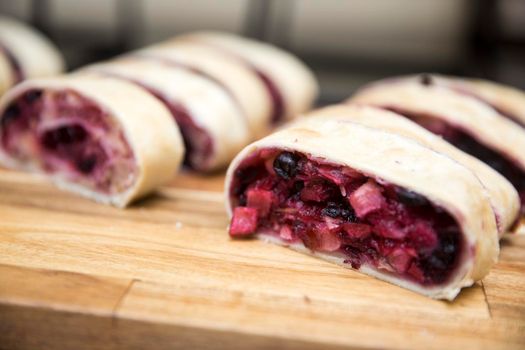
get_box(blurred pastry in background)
[0,16,65,95]
[0,75,183,207]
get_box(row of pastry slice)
[0,32,318,207]
[224,75,525,299]
[87,31,318,160]
[0,16,65,95]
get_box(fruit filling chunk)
[0,89,136,193]
[229,149,462,286]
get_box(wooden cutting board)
[0,168,524,350]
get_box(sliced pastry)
[225,118,499,300]
[294,104,520,234]
[0,75,184,207]
[80,58,250,171]
[135,41,271,138]
[175,31,319,124]
[349,76,525,210]
[0,16,65,90]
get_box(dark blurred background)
[1,0,524,104]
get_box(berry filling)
[0,89,136,193]
[253,69,285,124]
[229,149,463,286]
[385,106,525,209]
[139,85,213,170]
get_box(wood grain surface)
[0,168,524,350]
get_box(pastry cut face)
[0,76,184,207]
[1,88,136,193]
[225,122,498,300]
[229,148,462,286]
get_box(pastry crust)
[79,58,251,171]
[349,78,525,177]
[416,74,525,127]
[0,75,184,207]
[176,31,319,122]
[0,16,65,80]
[0,50,15,95]
[293,104,520,235]
[135,41,271,138]
[225,121,499,300]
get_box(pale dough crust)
[292,104,520,235]
[0,75,184,207]
[225,120,499,300]
[419,74,525,127]
[0,16,65,80]
[176,31,319,122]
[0,50,15,95]
[79,58,251,171]
[135,41,271,138]
[349,78,525,178]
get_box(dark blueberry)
[442,241,456,255]
[417,230,459,283]
[273,152,299,179]
[420,74,433,86]
[397,188,429,207]
[238,193,247,206]
[322,202,341,218]
[424,255,446,270]
[58,125,86,144]
[343,246,362,269]
[25,90,42,103]
[341,207,357,222]
[1,104,20,127]
[292,220,306,234]
[293,180,304,192]
[42,125,87,149]
[321,201,357,221]
[76,156,97,174]
[66,125,87,142]
[41,131,58,149]
[235,166,260,186]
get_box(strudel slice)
[0,16,64,88]
[0,76,184,207]
[225,118,498,299]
